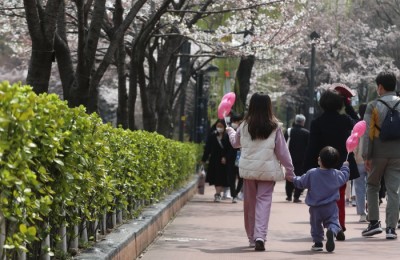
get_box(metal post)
[307,42,316,129]
[306,31,319,130]
[195,72,204,143]
[178,41,190,141]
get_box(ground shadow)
[198,246,262,254]
[197,246,336,256]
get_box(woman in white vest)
[226,92,294,251]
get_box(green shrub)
[0,81,199,259]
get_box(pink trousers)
[243,179,275,242]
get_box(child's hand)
[226,126,234,132]
[285,172,295,182]
[343,161,349,166]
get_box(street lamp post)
[306,31,320,130]
[178,41,191,141]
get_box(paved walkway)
[140,181,398,259]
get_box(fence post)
[56,210,67,254]
[0,211,5,260]
[80,220,88,244]
[40,231,51,260]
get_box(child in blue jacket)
[287,146,349,252]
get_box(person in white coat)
[226,92,294,251]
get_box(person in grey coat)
[361,71,400,239]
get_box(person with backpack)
[361,71,400,239]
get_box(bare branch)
[168,0,286,15]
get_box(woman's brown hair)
[244,92,279,140]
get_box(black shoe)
[336,230,345,241]
[311,242,323,251]
[286,197,292,201]
[255,239,265,251]
[293,198,302,203]
[326,229,335,252]
[362,221,383,237]
[386,227,397,239]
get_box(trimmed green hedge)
[0,81,199,258]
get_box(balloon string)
[223,112,229,125]
[345,153,349,161]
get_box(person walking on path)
[303,88,359,241]
[352,103,368,222]
[225,113,244,203]
[287,146,350,252]
[361,71,400,239]
[284,114,309,203]
[201,119,229,202]
[226,92,294,251]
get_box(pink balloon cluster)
[346,120,367,153]
[218,92,236,119]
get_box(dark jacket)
[285,124,310,175]
[201,131,229,186]
[303,111,359,180]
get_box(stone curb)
[75,176,198,260]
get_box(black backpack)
[375,99,400,141]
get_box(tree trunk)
[128,0,174,131]
[54,1,75,101]
[24,0,62,94]
[69,0,106,112]
[128,55,138,131]
[115,0,128,129]
[233,55,255,113]
[156,38,181,137]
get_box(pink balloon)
[218,92,236,119]
[218,100,232,119]
[346,134,359,153]
[352,120,367,136]
[222,92,236,106]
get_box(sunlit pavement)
[140,181,398,260]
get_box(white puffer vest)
[238,123,284,181]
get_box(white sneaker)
[222,189,232,200]
[214,193,221,202]
[237,191,244,200]
[232,197,238,203]
[359,214,367,222]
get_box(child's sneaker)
[336,230,345,241]
[386,227,397,239]
[311,242,323,251]
[362,221,383,237]
[254,238,265,251]
[325,229,335,252]
[249,241,255,248]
